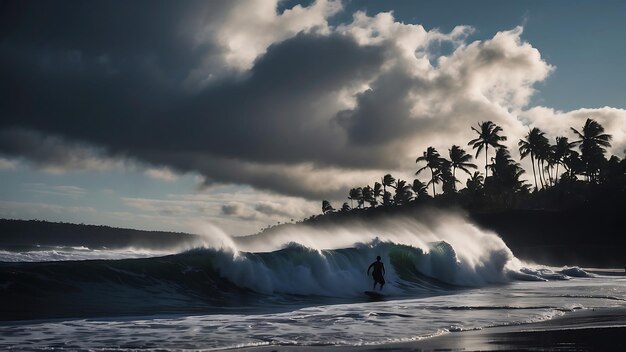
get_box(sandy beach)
[235,307,626,352]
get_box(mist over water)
[231,208,508,253]
[0,246,173,262]
[185,207,590,297]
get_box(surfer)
[367,256,386,291]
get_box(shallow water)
[1,274,624,351]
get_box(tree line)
[322,118,625,214]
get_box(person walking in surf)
[367,256,386,291]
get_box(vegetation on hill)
[318,118,624,216]
[0,219,201,250]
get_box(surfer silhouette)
[367,256,386,291]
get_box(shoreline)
[233,307,626,352]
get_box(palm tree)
[468,121,507,178]
[381,174,395,205]
[535,138,552,188]
[553,136,574,184]
[411,179,429,200]
[465,171,484,194]
[570,118,612,182]
[382,191,393,206]
[373,182,383,206]
[393,179,413,205]
[362,185,376,208]
[340,202,351,212]
[518,127,548,191]
[416,146,445,196]
[563,150,583,180]
[439,162,459,195]
[449,145,477,191]
[486,148,528,205]
[544,148,557,187]
[348,187,362,208]
[321,200,335,214]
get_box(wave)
[0,246,172,262]
[1,209,601,321]
[0,237,594,321]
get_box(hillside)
[0,219,202,251]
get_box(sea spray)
[4,208,591,321]
[1,245,597,321]
[230,208,519,286]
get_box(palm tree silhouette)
[546,145,558,186]
[553,136,574,184]
[348,187,362,209]
[382,191,393,206]
[468,121,507,178]
[362,185,376,208]
[416,146,445,196]
[535,138,552,188]
[381,174,395,205]
[439,162,459,195]
[487,148,528,205]
[393,179,413,205]
[449,145,477,191]
[373,182,383,206]
[466,171,484,194]
[562,150,584,180]
[571,118,612,182]
[518,127,548,191]
[412,179,429,200]
[321,200,335,214]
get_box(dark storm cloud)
[1,1,203,148]
[0,128,123,171]
[338,66,426,146]
[169,33,385,165]
[221,204,244,217]
[0,1,389,178]
[2,1,578,200]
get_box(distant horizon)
[0,217,195,235]
[1,0,625,235]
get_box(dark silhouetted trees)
[552,136,575,185]
[468,121,507,178]
[322,200,335,214]
[519,127,549,191]
[348,188,362,208]
[319,117,622,219]
[381,174,395,205]
[571,118,613,183]
[412,179,429,200]
[393,179,413,205]
[449,145,477,191]
[416,147,445,196]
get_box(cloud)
[520,106,626,158]
[0,158,18,171]
[25,183,87,198]
[144,167,179,182]
[0,1,621,203]
[0,200,96,219]
[185,0,342,85]
[220,203,258,221]
[120,187,319,235]
[121,197,191,217]
[0,128,129,173]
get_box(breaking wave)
[1,237,591,321]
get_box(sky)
[1,0,625,236]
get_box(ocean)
[1,212,625,351]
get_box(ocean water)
[1,212,625,350]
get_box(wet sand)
[235,307,626,351]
